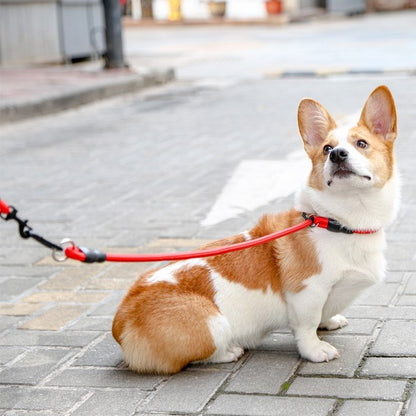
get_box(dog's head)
[298,86,397,192]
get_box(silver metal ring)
[52,238,74,262]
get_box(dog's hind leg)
[201,313,244,364]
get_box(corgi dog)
[112,85,399,374]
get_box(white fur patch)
[241,230,252,241]
[147,258,208,285]
[209,269,287,348]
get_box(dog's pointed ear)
[358,85,397,142]
[298,99,337,149]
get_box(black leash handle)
[1,201,63,252]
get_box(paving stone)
[0,346,26,365]
[147,238,212,248]
[319,318,377,335]
[0,386,88,411]
[0,315,21,331]
[66,316,113,331]
[354,283,399,306]
[22,291,109,304]
[255,332,297,353]
[46,368,161,389]
[3,410,55,416]
[387,258,416,272]
[140,370,229,413]
[0,303,44,316]
[371,320,416,356]
[404,273,416,293]
[0,278,42,301]
[101,262,150,280]
[361,357,416,377]
[132,414,177,416]
[206,394,336,416]
[407,389,416,416]
[396,295,416,306]
[71,389,147,416]
[19,304,90,330]
[0,248,48,267]
[300,335,369,377]
[225,352,299,394]
[287,377,406,400]
[0,266,56,278]
[384,271,406,283]
[0,348,71,385]
[337,400,403,416]
[73,333,123,367]
[38,270,92,291]
[85,277,134,290]
[87,293,124,316]
[346,306,416,320]
[0,330,99,347]
[188,358,242,372]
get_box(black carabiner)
[2,205,63,252]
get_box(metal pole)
[102,0,125,69]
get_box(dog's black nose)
[330,148,349,164]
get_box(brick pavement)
[1,11,416,414]
[1,76,416,415]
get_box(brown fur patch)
[175,265,216,299]
[253,208,322,293]
[204,209,321,294]
[112,263,218,374]
[349,126,395,187]
[206,233,283,293]
[112,280,218,374]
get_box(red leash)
[63,219,313,263]
[0,197,379,264]
[0,199,10,216]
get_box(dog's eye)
[323,145,333,155]
[357,140,368,149]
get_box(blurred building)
[129,0,414,20]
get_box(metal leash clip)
[52,238,76,263]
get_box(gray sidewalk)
[1,9,416,416]
[0,63,174,125]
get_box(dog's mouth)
[327,165,372,186]
[333,167,355,178]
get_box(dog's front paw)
[319,314,349,331]
[301,340,340,363]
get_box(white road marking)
[202,150,311,226]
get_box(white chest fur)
[313,228,386,283]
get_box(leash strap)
[1,197,379,264]
[64,219,313,263]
